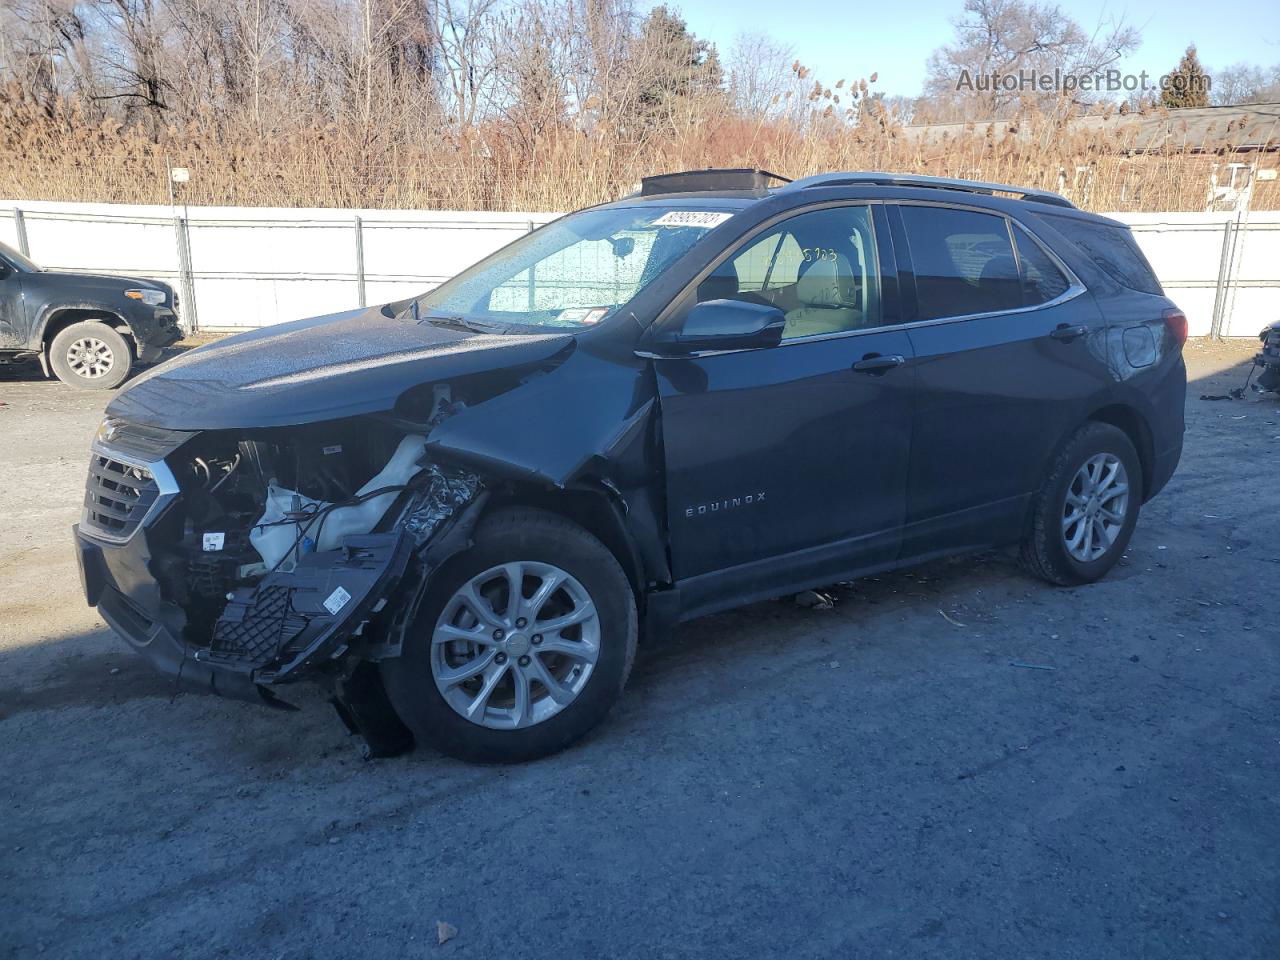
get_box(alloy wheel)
[430,561,600,729]
[1062,453,1129,563]
[66,337,115,379]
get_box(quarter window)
[693,206,882,339]
[1040,214,1161,296]
[899,206,1022,320]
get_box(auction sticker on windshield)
[650,211,733,229]
[555,307,609,325]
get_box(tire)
[49,321,132,390]
[1020,422,1143,586]
[381,507,638,763]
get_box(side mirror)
[646,299,785,355]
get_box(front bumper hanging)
[77,527,275,704]
[75,526,413,704]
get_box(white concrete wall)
[0,201,559,333]
[1,199,1276,337]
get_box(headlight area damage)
[79,324,671,759]
[92,397,493,758]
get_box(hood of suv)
[106,304,575,430]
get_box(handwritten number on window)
[801,247,838,263]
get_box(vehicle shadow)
[0,638,180,722]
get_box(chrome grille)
[84,455,160,539]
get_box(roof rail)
[638,168,792,196]
[782,172,1075,208]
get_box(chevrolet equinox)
[74,170,1187,762]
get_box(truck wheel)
[381,507,637,763]
[1020,422,1143,586]
[49,321,132,389]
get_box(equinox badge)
[684,492,766,518]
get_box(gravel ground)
[1,339,1277,960]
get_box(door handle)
[852,353,906,374]
[1049,323,1088,342]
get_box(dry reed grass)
[3,95,1276,212]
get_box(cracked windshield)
[411,206,733,328]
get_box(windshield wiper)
[407,304,488,333]
[402,300,522,335]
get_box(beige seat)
[782,254,863,339]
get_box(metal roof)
[782,172,1074,207]
[899,102,1280,153]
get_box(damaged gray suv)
[75,170,1187,762]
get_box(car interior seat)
[696,270,743,303]
[782,251,863,338]
[976,253,1022,314]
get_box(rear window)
[1042,215,1162,296]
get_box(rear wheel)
[49,321,131,390]
[381,507,637,763]
[1021,422,1143,586]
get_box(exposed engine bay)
[141,396,483,727]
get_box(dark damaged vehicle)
[74,170,1187,762]
[0,240,182,389]
[1254,319,1280,396]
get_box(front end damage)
[77,310,675,758]
[75,399,490,756]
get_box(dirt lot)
[1,340,1277,960]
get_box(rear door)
[888,202,1110,555]
[650,203,915,611]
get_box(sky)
[670,0,1280,101]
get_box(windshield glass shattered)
[407,205,734,330]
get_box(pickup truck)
[0,239,182,389]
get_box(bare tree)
[922,0,1139,120]
[492,0,568,142]
[1211,61,1280,105]
[727,32,794,118]
[87,0,173,130]
[0,0,95,111]
[431,0,501,129]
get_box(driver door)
[648,204,915,614]
[0,257,26,348]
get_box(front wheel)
[49,321,132,389]
[381,507,637,763]
[1021,422,1143,586]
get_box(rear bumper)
[75,525,280,705]
[1147,437,1183,502]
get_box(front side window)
[412,205,734,330]
[693,205,882,339]
[899,206,1022,321]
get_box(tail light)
[1162,308,1188,347]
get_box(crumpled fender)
[425,343,669,586]
[425,346,657,489]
